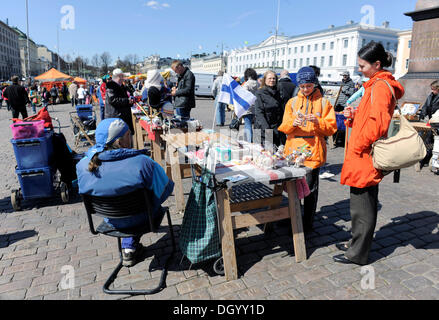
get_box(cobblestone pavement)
[0,100,438,300]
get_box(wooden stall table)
[138,120,203,169]
[161,131,231,213]
[185,146,310,281]
[131,110,149,150]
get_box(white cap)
[113,68,124,77]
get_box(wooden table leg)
[263,183,284,233]
[328,135,335,149]
[216,188,238,281]
[136,121,144,150]
[168,145,185,213]
[153,136,164,168]
[286,180,307,263]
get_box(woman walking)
[335,41,405,265]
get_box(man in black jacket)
[171,60,195,119]
[277,70,296,112]
[419,80,439,169]
[3,76,30,119]
[104,68,134,134]
[335,71,355,112]
[420,80,439,120]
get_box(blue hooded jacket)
[76,149,174,217]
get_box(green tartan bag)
[179,169,221,264]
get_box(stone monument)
[399,0,439,104]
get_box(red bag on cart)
[12,107,53,130]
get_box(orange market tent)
[35,68,73,82]
[73,77,87,84]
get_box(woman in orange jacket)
[335,42,405,266]
[278,67,337,232]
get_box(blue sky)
[2,0,416,64]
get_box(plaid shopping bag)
[179,169,221,264]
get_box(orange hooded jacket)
[340,70,405,188]
[278,89,337,169]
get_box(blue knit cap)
[85,118,129,159]
[296,67,317,85]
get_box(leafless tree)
[100,52,112,74]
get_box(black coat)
[104,80,134,134]
[254,86,283,130]
[420,93,439,120]
[3,84,29,109]
[277,77,296,110]
[174,68,196,109]
[337,78,356,108]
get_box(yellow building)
[395,30,412,79]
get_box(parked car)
[193,72,216,99]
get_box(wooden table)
[183,141,310,281]
[161,131,231,213]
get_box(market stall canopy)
[35,68,73,82]
[73,77,87,84]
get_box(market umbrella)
[35,68,73,82]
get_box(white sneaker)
[319,171,335,179]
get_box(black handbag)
[229,115,241,131]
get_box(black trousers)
[12,107,28,119]
[345,184,379,265]
[303,167,320,231]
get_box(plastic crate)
[16,167,54,199]
[11,131,54,170]
[75,105,93,121]
[10,120,45,140]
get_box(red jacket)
[340,70,405,188]
[100,82,107,104]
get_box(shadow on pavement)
[0,230,38,248]
[368,211,439,263]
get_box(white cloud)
[145,1,171,9]
[228,10,258,28]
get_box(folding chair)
[82,189,176,295]
[70,113,96,148]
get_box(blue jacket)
[76,149,174,215]
[97,87,104,106]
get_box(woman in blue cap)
[278,67,337,232]
[76,118,174,266]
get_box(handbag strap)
[371,78,397,109]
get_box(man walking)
[335,71,355,112]
[3,76,30,119]
[212,71,227,126]
[104,68,134,134]
[69,81,78,107]
[171,60,195,119]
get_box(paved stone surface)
[0,100,438,300]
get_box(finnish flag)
[218,74,256,118]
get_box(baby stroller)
[10,108,81,211]
[69,104,97,148]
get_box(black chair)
[82,189,176,296]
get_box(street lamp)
[25,0,31,79]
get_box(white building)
[0,20,21,80]
[13,27,40,78]
[37,45,55,72]
[202,54,227,74]
[190,56,205,72]
[394,30,412,80]
[227,21,401,82]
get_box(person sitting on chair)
[76,118,174,266]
